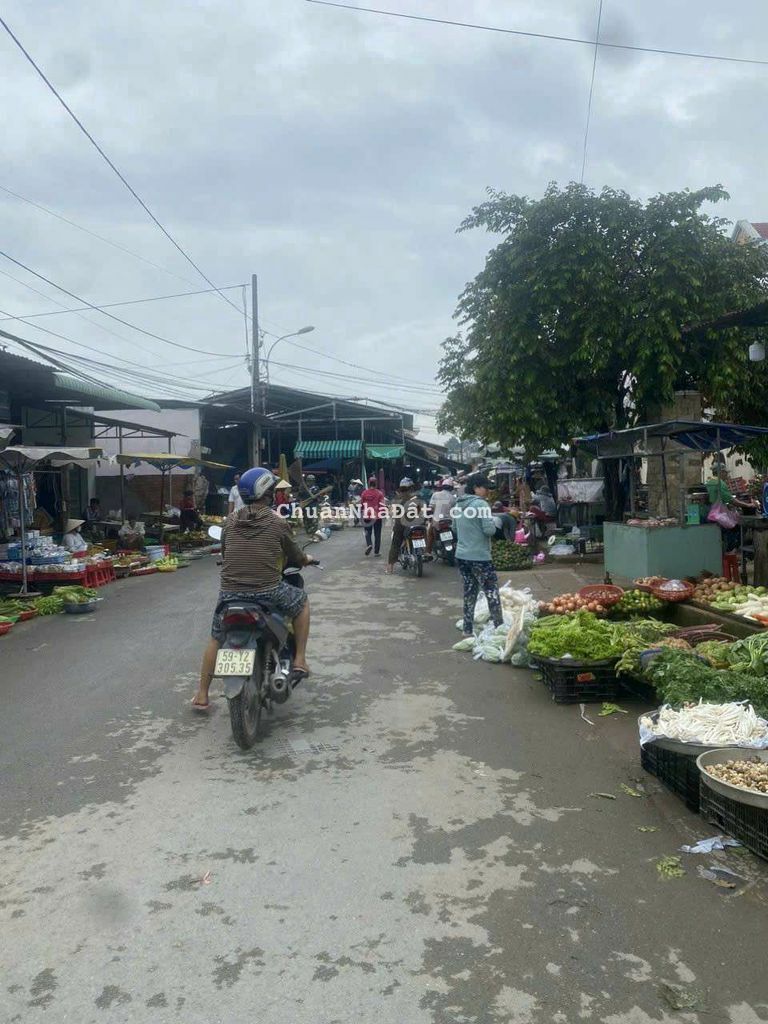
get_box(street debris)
[680,836,742,855]
[589,792,616,800]
[599,702,628,716]
[656,856,685,879]
[637,825,659,833]
[199,870,213,886]
[580,703,594,725]
[659,981,703,1011]
[620,783,642,797]
[697,864,746,892]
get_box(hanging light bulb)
[749,341,766,362]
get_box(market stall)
[0,445,104,594]
[576,420,768,582]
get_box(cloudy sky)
[1,0,767,441]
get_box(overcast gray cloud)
[1,0,767,440]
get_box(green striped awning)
[294,439,363,460]
[366,444,405,460]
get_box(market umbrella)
[0,446,103,595]
[115,453,232,520]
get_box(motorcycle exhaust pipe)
[270,666,291,704]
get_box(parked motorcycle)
[398,522,428,577]
[208,525,320,750]
[432,516,456,566]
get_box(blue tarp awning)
[576,420,768,458]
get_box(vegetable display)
[703,585,768,622]
[539,593,608,616]
[32,595,65,615]
[491,541,532,571]
[528,612,622,661]
[704,757,768,795]
[642,649,768,718]
[611,590,664,616]
[53,586,97,605]
[691,576,739,604]
[640,702,768,748]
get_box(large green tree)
[438,183,768,515]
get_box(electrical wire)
[305,0,768,66]
[0,282,248,322]
[267,357,442,394]
[0,249,242,357]
[580,0,603,184]
[0,182,200,287]
[0,15,244,317]
[280,335,440,389]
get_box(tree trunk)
[603,460,625,522]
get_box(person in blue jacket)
[453,474,504,637]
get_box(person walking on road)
[453,474,504,637]
[360,475,386,556]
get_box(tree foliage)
[437,183,768,456]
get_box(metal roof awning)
[115,453,232,471]
[52,373,161,412]
[294,439,362,460]
[575,420,768,459]
[366,444,405,460]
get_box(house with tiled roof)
[732,220,768,244]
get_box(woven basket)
[651,581,695,603]
[578,584,624,607]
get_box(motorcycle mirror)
[208,525,223,541]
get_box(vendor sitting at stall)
[118,516,146,551]
[179,489,202,532]
[63,518,88,554]
[83,497,104,541]
[527,484,557,537]
[491,500,519,542]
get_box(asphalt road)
[2,528,767,1024]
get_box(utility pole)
[250,273,262,463]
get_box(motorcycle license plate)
[412,538,426,549]
[440,531,454,541]
[215,649,256,676]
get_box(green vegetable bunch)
[643,649,768,717]
[33,595,65,616]
[719,633,768,676]
[53,586,97,605]
[529,611,623,661]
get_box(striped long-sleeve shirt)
[220,505,306,592]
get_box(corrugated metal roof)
[52,373,160,412]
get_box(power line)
[0,249,242,358]
[580,0,603,184]
[268,357,442,394]
[0,282,248,322]
[0,182,199,286]
[281,335,439,388]
[0,15,244,317]
[305,0,768,66]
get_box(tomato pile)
[539,592,608,616]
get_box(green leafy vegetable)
[656,855,685,880]
[643,649,768,717]
[529,611,622,661]
[32,595,64,616]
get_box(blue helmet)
[238,467,277,503]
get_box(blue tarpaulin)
[576,420,768,458]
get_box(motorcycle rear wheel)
[229,642,270,750]
[415,552,423,577]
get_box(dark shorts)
[211,583,308,641]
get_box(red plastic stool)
[722,552,740,582]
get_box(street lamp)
[264,325,315,386]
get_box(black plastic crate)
[700,783,768,861]
[641,742,701,812]
[535,657,619,704]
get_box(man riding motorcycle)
[427,477,456,553]
[192,467,316,711]
[385,477,428,574]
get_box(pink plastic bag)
[707,501,740,530]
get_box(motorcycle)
[398,522,428,577]
[432,516,456,566]
[208,525,320,750]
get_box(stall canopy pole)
[118,425,125,524]
[17,469,28,595]
[660,436,670,517]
